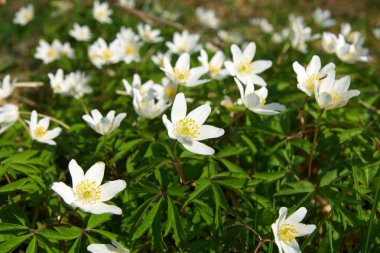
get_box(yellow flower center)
[279,224,298,242]
[305,74,321,92]
[102,48,113,60]
[47,48,57,58]
[209,64,221,76]
[175,117,200,139]
[96,10,106,19]
[237,61,253,76]
[173,68,190,82]
[259,98,266,107]
[23,11,32,21]
[34,126,47,138]
[330,92,341,106]
[347,52,356,59]
[178,43,189,52]
[74,179,101,205]
[125,44,137,56]
[164,87,177,100]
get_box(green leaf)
[0,223,28,232]
[25,237,37,253]
[38,226,82,240]
[167,197,185,246]
[211,183,229,211]
[218,158,249,177]
[0,234,32,253]
[132,197,163,240]
[91,229,118,241]
[184,178,210,206]
[275,180,315,196]
[87,213,112,229]
[217,147,248,158]
[253,171,287,183]
[68,236,81,253]
[0,178,32,193]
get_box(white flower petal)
[186,104,211,125]
[294,223,316,237]
[182,140,215,155]
[286,207,307,224]
[84,162,105,185]
[195,125,224,141]
[252,60,272,74]
[100,180,127,201]
[171,93,187,124]
[69,159,84,187]
[51,182,75,204]
[89,202,122,215]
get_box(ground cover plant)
[0,0,380,252]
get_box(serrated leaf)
[68,236,81,253]
[38,226,82,240]
[87,213,111,229]
[132,197,163,240]
[0,223,28,232]
[0,234,32,253]
[167,197,185,246]
[25,237,37,253]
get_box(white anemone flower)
[0,104,19,134]
[63,71,92,99]
[235,78,285,115]
[137,23,163,43]
[13,4,34,26]
[195,7,220,29]
[48,69,66,94]
[312,8,335,28]
[335,35,370,64]
[0,75,16,100]
[35,40,61,64]
[69,23,92,41]
[162,53,209,87]
[132,86,170,119]
[52,160,127,215]
[321,32,338,54]
[162,93,225,155]
[288,15,319,53]
[217,30,243,44]
[120,0,135,8]
[82,109,126,135]
[224,42,272,86]
[271,207,316,253]
[93,1,112,24]
[292,55,335,96]
[59,41,75,59]
[87,240,130,253]
[88,38,123,68]
[198,49,228,80]
[166,30,201,54]
[151,51,172,69]
[116,27,142,64]
[27,110,62,145]
[315,71,360,110]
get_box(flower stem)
[308,109,324,177]
[19,111,70,130]
[172,140,185,184]
[79,99,89,115]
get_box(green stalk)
[308,109,324,177]
[363,185,380,253]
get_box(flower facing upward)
[224,42,272,86]
[315,71,360,110]
[27,110,62,145]
[52,160,126,215]
[162,93,225,155]
[195,7,220,29]
[82,109,127,135]
[93,1,112,24]
[166,30,201,54]
[198,49,228,80]
[292,55,335,96]
[271,207,316,253]
[162,53,209,87]
[35,40,61,64]
[312,8,335,28]
[0,75,16,100]
[69,23,92,41]
[235,78,285,115]
[13,4,34,26]
[137,23,163,43]
[87,240,130,253]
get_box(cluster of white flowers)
[293,55,360,110]
[69,23,92,41]
[321,23,371,63]
[35,39,74,64]
[122,74,174,119]
[48,69,92,99]
[250,17,274,33]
